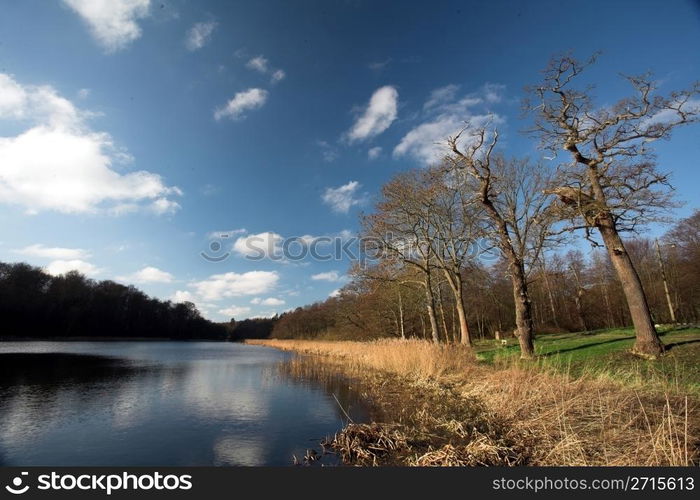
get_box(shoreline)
[0,337,235,342]
[251,338,698,466]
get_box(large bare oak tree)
[447,130,556,358]
[527,54,699,357]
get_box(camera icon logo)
[5,472,29,495]
[201,232,233,262]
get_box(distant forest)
[269,208,700,342]
[0,262,274,341]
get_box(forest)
[272,209,699,342]
[0,262,231,340]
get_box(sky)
[0,0,699,321]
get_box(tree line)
[272,54,700,358]
[0,262,230,340]
[272,210,699,340]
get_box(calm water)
[0,342,369,466]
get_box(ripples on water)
[0,342,369,466]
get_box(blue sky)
[1,0,699,320]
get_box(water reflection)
[0,342,369,466]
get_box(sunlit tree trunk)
[597,218,663,356]
[397,289,406,339]
[510,259,535,358]
[424,272,440,343]
[570,264,589,332]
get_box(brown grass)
[250,338,699,466]
[251,338,475,379]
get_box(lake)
[0,341,369,466]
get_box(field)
[478,326,700,394]
[249,327,700,466]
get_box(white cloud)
[368,146,382,160]
[218,305,252,318]
[244,55,286,85]
[640,98,700,129]
[270,69,286,84]
[346,86,398,142]
[14,244,89,260]
[171,290,196,303]
[483,83,505,103]
[246,56,269,73]
[0,73,181,215]
[393,115,465,165]
[190,271,279,301]
[63,0,151,53]
[424,84,460,111]
[118,266,174,283]
[393,83,505,165]
[251,297,285,306]
[170,290,215,317]
[77,88,91,99]
[321,181,362,214]
[185,21,217,51]
[329,289,341,298]
[214,88,268,121]
[150,197,181,215]
[46,259,101,277]
[227,229,351,262]
[311,270,343,282]
[233,232,283,259]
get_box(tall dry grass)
[248,338,475,379]
[249,338,698,466]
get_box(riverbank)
[250,336,699,466]
[0,336,232,342]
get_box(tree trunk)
[578,160,664,356]
[655,239,677,324]
[437,286,450,343]
[570,265,589,333]
[452,304,458,342]
[597,221,664,357]
[511,259,536,359]
[443,270,472,346]
[541,264,559,327]
[454,290,472,346]
[424,273,440,343]
[397,289,406,339]
[478,195,535,357]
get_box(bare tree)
[447,131,556,358]
[362,172,443,343]
[421,165,485,345]
[527,54,700,357]
[566,249,590,333]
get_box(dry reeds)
[250,338,698,466]
[249,338,475,380]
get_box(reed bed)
[250,338,698,466]
[250,338,476,379]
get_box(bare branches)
[527,54,699,171]
[527,54,698,236]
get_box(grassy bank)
[478,326,700,394]
[249,328,699,466]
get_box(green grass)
[474,326,700,394]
